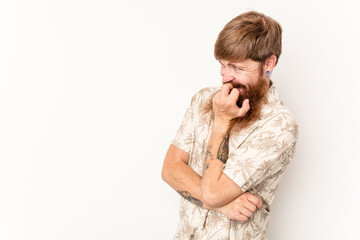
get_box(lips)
[237,87,245,93]
[231,82,247,90]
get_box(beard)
[229,75,269,132]
[201,74,270,132]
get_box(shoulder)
[259,93,299,145]
[272,106,298,140]
[271,106,299,146]
[191,86,219,101]
[189,86,220,107]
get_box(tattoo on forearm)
[177,190,203,207]
[217,132,230,164]
[205,144,215,161]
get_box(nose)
[221,71,235,84]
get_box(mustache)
[230,81,247,90]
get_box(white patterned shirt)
[172,84,298,240]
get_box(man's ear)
[264,55,277,73]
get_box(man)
[162,11,298,240]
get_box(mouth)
[231,82,247,90]
[237,87,245,94]
[235,84,247,94]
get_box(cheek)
[234,72,247,83]
[236,73,252,89]
[240,72,256,84]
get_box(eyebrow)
[232,63,246,69]
[219,60,247,69]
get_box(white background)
[0,0,359,239]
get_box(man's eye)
[234,66,242,71]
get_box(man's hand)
[217,192,263,222]
[212,83,250,127]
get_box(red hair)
[214,11,282,65]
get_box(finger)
[235,214,248,222]
[229,88,240,102]
[237,99,250,117]
[243,202,257,213]
[248,195,263,209]
[221,83,233,95]
[239,207,252,218]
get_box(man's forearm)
[162,159,219,210]
[203,121,230,178]
[201,120,239,206]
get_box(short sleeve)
[171,94,197,153]
[222,113,299,192]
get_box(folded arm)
[162,144,262,221]
[161,144,206,208]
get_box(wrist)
[213,118,231,133]
[203,203,222,212]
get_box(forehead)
[219,58,261,68]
